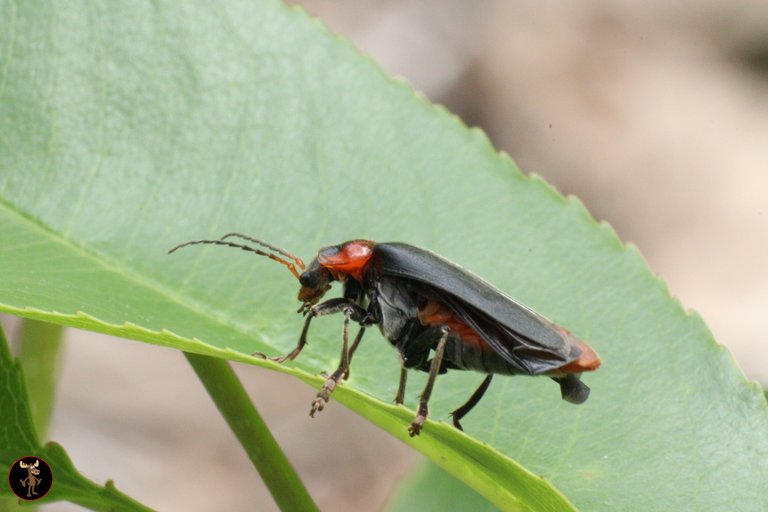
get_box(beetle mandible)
[170,233,601,436]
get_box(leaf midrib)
[0,195,267,348]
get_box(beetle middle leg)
[394,368,408,405]
[394,322,444,406]
[408,326,450,437]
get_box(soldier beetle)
[170,234,601,436]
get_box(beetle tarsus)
[408,414,426,437]
[274,352,297,363]
[450,374,493,431]
[310,382,335,416]
[252,347,301,363]
[310,380,334,416]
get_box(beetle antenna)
[168,239,303,280]
[219,233,305,270]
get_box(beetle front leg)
[310,311,367,416]
[342,325,367,380]
[409,326,450,437]
[253,298,366,363]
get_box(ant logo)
[7,456,53,501]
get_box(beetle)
[169,233,601,436]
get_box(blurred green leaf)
[1,1,767,511]
[17,319,63,439]
[0,324,152,511]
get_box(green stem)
[184,352,319,512]
[0,320,63,512]
[18,319,63,440]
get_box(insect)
[170,234,601,436]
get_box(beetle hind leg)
[450,374,493,431]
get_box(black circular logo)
[7,456,53,501]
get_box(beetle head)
[296,240,375,314]
[168,235,375,316]
[297,257,333,313]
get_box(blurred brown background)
[4,1,767,510]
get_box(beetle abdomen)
[443,335,525,375]
[417,300,490,351]
[418,300,522,374]
[555,340,601,373]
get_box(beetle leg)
[253,298,366,363]
[342,326,366,380]
[394,367,408,405]
[450,374,493,431]
[310,311,367,416]
[409,326,450,437]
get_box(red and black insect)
[170,234,601,436]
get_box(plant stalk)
[18,319,64,440]
[184,352,319,512]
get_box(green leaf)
[1,1,767,511]
[0,324,152,511]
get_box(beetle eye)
[299,272,315,287]
[299,258,332,288]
